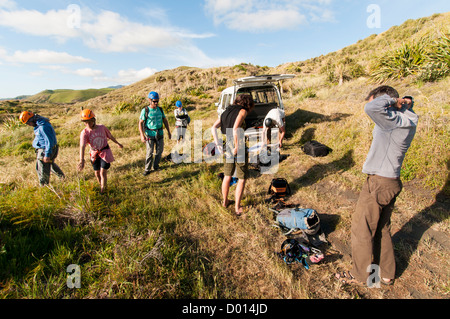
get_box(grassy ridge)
[27,88,116,104]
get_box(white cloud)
[113,67,158,84]
[72,68,104,77]
[0,6,80,39]
[204,0,335,32]
[29,70,44,77]
[81,11,183,52]
[226,9,306,32]
[0,0,16,9]
[0,4,215,53]
[1,49,92,64]
[0,47,7,59]
[168,44,239,68]
[43,66,158,85]
[0,3,236,77]
[40,65,104,78]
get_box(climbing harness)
[277,238,324,269]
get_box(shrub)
[418,33,450,82]
[297,88,317,101]
[370,42,428,83]
[321,57,366,85]
[113,95,147,114]
[370,34,450,83]
[1,116,22,132]
[160,95,193,113]
[233,64,247,72]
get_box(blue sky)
[0,0,449,98]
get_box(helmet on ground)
[148,91,159,100]
[19,111,34,124]
[81,109,95,121]
[265,118,274,128]
[176,101,182,108]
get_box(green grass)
[28,88,115,104]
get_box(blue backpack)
[273,207,321,236]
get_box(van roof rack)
[234,74,295,85]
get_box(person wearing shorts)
[211,94,255,216]
[77,109,123,194]
[91,157,111,171]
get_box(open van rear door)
[233,74,295,85]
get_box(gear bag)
[274,207,320,236]
[268,178,291,199]
[301,140,332,157]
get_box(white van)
[216,74,295,139]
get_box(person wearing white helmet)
[262,108,286,150]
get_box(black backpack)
[301,140,332,157]
[268,178,291,199]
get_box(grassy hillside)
[0,13,449,300]
[27,88,116,104]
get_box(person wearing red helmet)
[77,109,123,194]
[19,110,65,186]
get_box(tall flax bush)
[370,42,428,82]
[419,33,450,82]
[371,33,450,83]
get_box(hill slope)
[27,88,116,104]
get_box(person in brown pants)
[336,86,418,287]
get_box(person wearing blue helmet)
[174,100,190,145]
[139,91,171,175]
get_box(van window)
[222,94,232,109]
[238,86,279,106]
[252,89,278,104]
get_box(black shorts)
[92,157,111,171]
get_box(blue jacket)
[362,95,419,178]
[32,117,58,158]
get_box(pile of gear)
[267,178,327,270]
